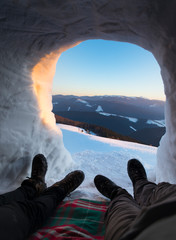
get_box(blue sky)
[52,40,165,101]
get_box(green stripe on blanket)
[29,199,109,240]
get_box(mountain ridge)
[52,94,165,146]
[53,94,164,120]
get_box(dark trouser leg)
[0,186,65,240]
[0,180,37,206]
[148,182,176,204]
[133,179,157,206]
[105,188,141,240]
[134,180,176,206]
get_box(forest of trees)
[55,114,139,144]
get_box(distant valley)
[52,95,165,146]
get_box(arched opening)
[48,40,166,194]
[52,40,165,147]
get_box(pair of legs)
[94,159,176,240]
[0,154,85,240]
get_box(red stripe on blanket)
[29,199,109,240]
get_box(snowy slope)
[46,124,157,201]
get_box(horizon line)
[52,93,165,102]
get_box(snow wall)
[0,0,176,190]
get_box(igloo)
[0,0,176,190]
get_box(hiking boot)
[94,175,120,200]
[29,154,48,193]
[31,154,48,182]
[127,159,147,186]
[51,170,85,196]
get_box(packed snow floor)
[47,124,157,201]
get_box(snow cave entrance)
[2,0,176,193]
[51,40,165,147]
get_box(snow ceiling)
[0,0,176,188]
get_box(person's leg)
[148,182,176,204]
[94,175,141,240]
[127,159,176,206]
[133,179,157,206]
[0,185,65,240]
[0,170,85,240]
[0,181,37,206]
[104,188,140,240]
[0,154,47,206]
[127,159,157,206]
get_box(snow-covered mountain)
[55,124,156,200]
[52,95,164,120]
[52,95,165,146]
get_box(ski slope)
[49,124,157,201]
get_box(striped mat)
[29,199,109,240]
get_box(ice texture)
[0,0,176,191]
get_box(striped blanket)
[29,199,109,240]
